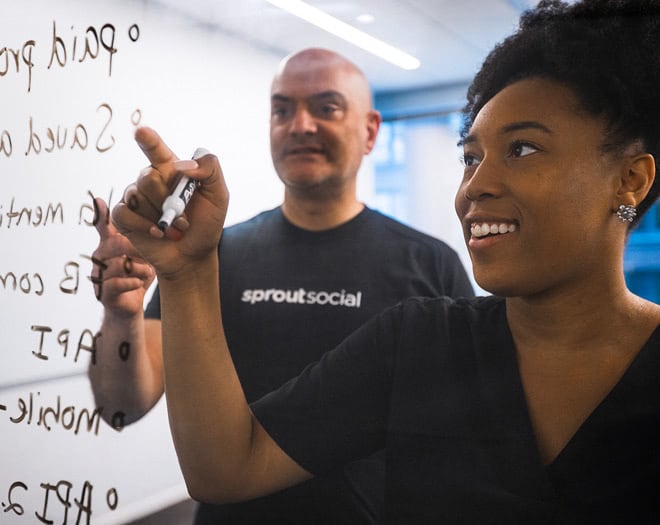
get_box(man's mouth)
[286,145,324,155]
[470,222,517,238]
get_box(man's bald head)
[268,47,382,207]
[272,48,374,111]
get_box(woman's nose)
[462,158,501,202]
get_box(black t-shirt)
[145,206,474,524]
[254,295,660,524]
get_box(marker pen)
[158,147,209,231]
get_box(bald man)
[89,48,473,524]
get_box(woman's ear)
[615,152,656,207]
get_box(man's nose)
[289,108,317,135]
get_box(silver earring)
[616,204,637,223]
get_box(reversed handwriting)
[31,325,97,363]
[0,21,141,93]
[1,479,119,522]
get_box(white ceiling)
[148,0,537,93]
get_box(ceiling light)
[265,0,421,70]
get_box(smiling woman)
[112,0,660,522]
[456,77,637,299]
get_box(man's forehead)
[271,88,346,102]
[271,73,348,98]
[271,71,365,103]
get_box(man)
[89,48,473,524]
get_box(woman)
[113,0,660,522]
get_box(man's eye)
[272,107,288,118]
[315,104,340,118]
[511,142,538,157]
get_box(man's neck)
[281,195,364,232]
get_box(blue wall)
[625,203,660,303]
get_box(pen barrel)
[175,177,197,205]
[158,178,197,230]
[157,147,207,231]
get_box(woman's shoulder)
[380,295,506,341]
[397,294,503,316]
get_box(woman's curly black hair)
[461,0,660,223]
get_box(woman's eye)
[511,142,538,157]
[461,154,481,167]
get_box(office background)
[2,1,657,524]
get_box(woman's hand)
[111,126,229,280]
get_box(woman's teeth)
[471,222,517,238]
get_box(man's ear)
[615,152,656,207]
[364,110,382,155]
